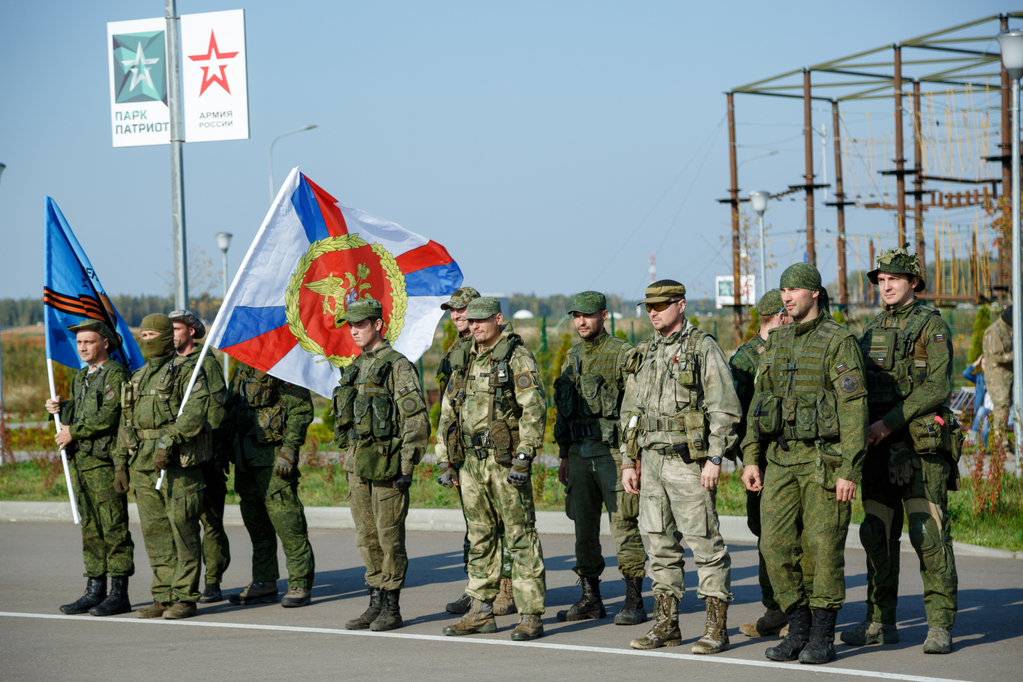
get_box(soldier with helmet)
[841,247,961,655]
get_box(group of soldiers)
[50,245,998,665]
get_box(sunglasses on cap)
[645,298,681,313]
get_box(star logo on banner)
[188,31,239,96]
[121,41,159,92]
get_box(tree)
[969,305,990,364]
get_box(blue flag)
[44,197,144,372]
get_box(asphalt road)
[1,521,1020,682]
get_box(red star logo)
[188,31,239,96]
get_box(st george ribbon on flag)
[207,169,463,397]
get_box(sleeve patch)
[398,391,425,416]
[104,389,117,402]
[934,333,944,342]
[399,386,410,396]
[839,375,860,393]
[514,372,534,390]
[193,380,204,393]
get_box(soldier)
[740,263,868,665]
[333,297,429,631]
[841,248,960,655]
[169,309,231,604]
[113,313,210,620]
[620,280,740,654]
[45,320,134,617]
[227,362,316,609]
[982,305,1013,449]
[439,297,548,641]
[553,291,648,625]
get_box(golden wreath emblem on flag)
[285,235,407,368]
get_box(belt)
[463,432,491,460]
[568,423,599,439]
[638,417,683,432]
[135,428,164,441]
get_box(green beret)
[140,313,173,335]
[567,291,607,315]
[346,297,384,323]
[441,286,481,311]
[168,309,206,339]
[640,279,686,304]
[868,245,926,292]
[756,289,784,317]
[67,319,121,352]
[465,296,502,320]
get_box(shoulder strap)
[899,303,939,348]
[492,333,522,363]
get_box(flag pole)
[46,359,80,525]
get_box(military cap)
[67,319,121,352]
[168,309,206,339]
[140,313,173,334]
[346,297,384,323]
[567,291,607,315]
[465,296,502,320]
[868,245,926,292]
[441,286,481,311]
[756,289,785,317]
[640,279,686,304]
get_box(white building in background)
[513,309,535,320]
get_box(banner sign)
[181,9,250,142]
[715,275,756,309]
[107,18,170,148]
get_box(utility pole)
[830,102,850,309]
[893,45,907,247]
[913,80,926,275]
[727,92,744,344]
[801,70,817,265]
[166,0,188,310]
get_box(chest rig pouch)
[332,364,359,447]
[441,347,470,466]
[485,337,522,465]
[241,373,285,444]
[348,350,404,481]
[860,305,937,405]
[673,329,711,457]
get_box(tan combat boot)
[229,581,279,606]
[163,602,197,620]
[692,597,730,654]
[923,627,952,654]
[282,587,311,608]
[740,608,788,638]
[629,593,681,650]
[510,613,544,641]
[136,601,169,619]
[443,598,497,636]
[840,620,899,645]
[492,577,517,616]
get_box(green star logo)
[112,31,166,104]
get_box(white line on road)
[0,611,972,682]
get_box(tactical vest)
[71,363,118,456]
[554,335,627,447]
[238,370,287,444]
[860,303,937,407]
[437,336,471,397]
[332,348,404,480]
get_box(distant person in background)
[982,306,1014,451]
[962,356,990,446]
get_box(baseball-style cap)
[68,319,121,352]
[756,289,784,317]
[640,280,686,304]
[465,297,502,320]
[440,287,481,311]
[567,291,607,315]
[346,297,384,323]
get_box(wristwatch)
[708,455,722,465]
[515,452,531,463]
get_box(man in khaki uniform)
[982,306,1013,449]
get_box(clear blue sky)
[0,1,1009,303]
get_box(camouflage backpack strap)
[898,303,939,360]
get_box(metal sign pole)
[166,0,188,310]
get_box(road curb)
[1,501,1017,560]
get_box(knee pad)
[859,515,889,555]
[908,513,940,555]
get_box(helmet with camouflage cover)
[868,244,925,292]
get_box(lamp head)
[997,30,1023,80]
[749,190,770,216]
[216,232,233,253]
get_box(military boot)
[510,613,544,641]
[89,576,131,617]
[492,577,517,616]
[615,576,647,625]
[136,601,169,619]
[163,602,198,620]
[840,620,899,645]
[229,581,279,605]
[345,588,384,630]
[557,576,606,622]
[282,587,311,608]
[199,583,223,604]
[740,608,788,638]
[629,593,682,650]
[765,605,811,661]
[370,589,403,631]
[692,596,730,654]
[444,598,497,636]
[446,592,472,614]
[60,577,106,615]
[798,608,838,665]
[923,627,953,654]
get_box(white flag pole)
[46,359,80,525]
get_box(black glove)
[888,442,921,486]
[393,472,413,490]
[153,441,171,471]
[437,465,459,489]
[113,466,130,495]
[274,446,296,478]
[507,453,532,487]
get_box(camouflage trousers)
[348,473,409,591]
[200,460,230,583]
[236,466,315,589]
[565,445,647,579]
[73,463,134,578]
[747,469,814,611]
[461,452,546,614]
[639,449,731,603]
[134,466,205,604]
[457,486,511,580]
[860,443,958,629]
[761,460,850,611]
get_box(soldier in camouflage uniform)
[45,319,135,617]
[439,297,548,641]
[333,297,429,631]
[554,291,648,626]
[227,362,316,609]
[982,305,1014,449]
[169,309,231,604]
[621,280,740,655]
[113,313,211,620]
[740,263,868,665]
[841,248,960,655]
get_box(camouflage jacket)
[59,360,130,471]
[982,317,1013,409]
[729,334,767,449]
[434,332,473,465]
[227,364,315,469]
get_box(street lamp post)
[996,29,1023,466]
[216,231,233,380]
[268,125,318,202]
[749,190,770,295]
[0,162,6,448]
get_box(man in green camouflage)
[982,305,1013,449]
[45,319,134,617]
[113,313,210,620]
[841,247,959,655]
[170,309,231,604]
[333,297,429,631]
[620,280,740,655]
[554,291,648,626]
[227,362,316,609]
[740,263,868,665]
[439,297,548,641]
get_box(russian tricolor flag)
[207,168,462,397]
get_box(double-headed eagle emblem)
[303,262,372,328]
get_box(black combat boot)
[60,577,107,615]
[614,576,647,625]
[370,589,403,631]
[765,605,812,661]
[798,609,838,665]
[557,576,606,622]
[89,576,131,616]
[345,587,383,630]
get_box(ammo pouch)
[944,407,964,462]
[445,422,466,466]
[117,424,139,451]
[816,390,840,440]
[579,374,604,416]
[179,422,213,468]
[553,375,577,419]
[353,393,393,438]
[332,385,356,433]
[793,394,817,441]
[863,327,896,371]
[351,438,400,481]
[598,418,619,447]
[681,410,708,455]
[755,394,782,437]
[242,378,276,407]
[254,405,286,444]
[907,410,954,457]
[487,420,517,465]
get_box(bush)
[969,304,990,364]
